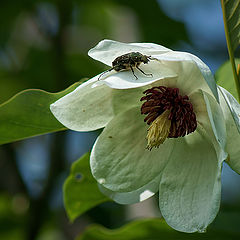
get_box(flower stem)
[221,0,240,102]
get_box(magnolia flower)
[50,40,240,233]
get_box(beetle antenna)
[149,56,161,62]
[98,68,114,81]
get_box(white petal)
[88,39,171,66]
[219,86,240,133]
[89,40,217,100]
[201,91,226,154]
[93,56,216,103]
[90,107,175,192]
[98,174,160,204]
[50,76,114,131]
[159,130,222,233]
[190,90,227,163]
[92,60,177,89]
[111,87,145,115]
[151,51,218,100]
[219,87,240,174]
[153,51,217,99]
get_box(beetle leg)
[136,65,153,77]
[130,65,138,80]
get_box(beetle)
[98,52,157,80]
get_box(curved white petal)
[92,60,177,89]
[219,87,240,174]
[90,107,175,192]
[161,60,215,98]
[98,174,160,204]
[111,87,145,115]
[202,91,226,154]
[159,130,222,233]
[88,39,171,66]
[190,90,227,164]
[93,57,216,104]
[219,87,240,133]
[153,51,218,100]
[89,40,217,100]
[50,76,114,131]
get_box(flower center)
[140,86,197,150]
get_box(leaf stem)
[221,0,240,102]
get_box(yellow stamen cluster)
[146,110,171,150]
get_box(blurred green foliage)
[215,58,240,100]
[64,153,109,222]
[0,194,27,240]
[0,0,188,104]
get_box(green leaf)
[222,0,240,51]
[215,58,240,100]
[76,218,240,240]
[64,153,109,222]
[0,82,81,145]
[221,0,240,101]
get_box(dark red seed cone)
[141,86,197,138]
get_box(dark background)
[0,0,240,239]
